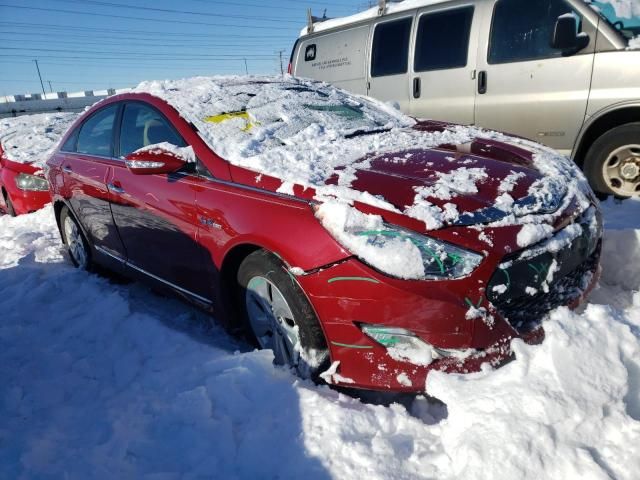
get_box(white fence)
[0,88,131,118]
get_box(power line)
[0,38,289,51]
[0,3,291,30]
[188,0,352,8]
[0,22,295,39]
[185,0,354,13]
[50,0,302,24]
[0,47,280,58]
[0,54,277,62]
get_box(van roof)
[299,0,453,36]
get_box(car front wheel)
[60,206,91,269]
[237,250,329,380]
[584,123,640,198]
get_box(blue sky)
[0,0,369,97]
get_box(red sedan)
[47,77,601,392]
[0,113,77,216]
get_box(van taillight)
[287,63,292,74]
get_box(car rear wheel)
[3,191,16,216]
[60,206,91,269]
[237,250,329,380]
[583,123,640,198]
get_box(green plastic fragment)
[331,341,374,349]
[327,276,381,284]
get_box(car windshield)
[588,0,640,47]
[201,82,404,146]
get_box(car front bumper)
[298,230,602,393]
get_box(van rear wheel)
[583,123,640,198]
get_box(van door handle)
[478,71,487,94]
[413,77,421,99]
[107,182,125,194]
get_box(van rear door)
[367,14,415,111]
[409,2,479,124]
[293,26,370,95]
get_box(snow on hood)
[133,76,593,279]
[0,112,78,167]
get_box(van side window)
[371,17,412,77]
[489,0,581,64]
[414,7,474,72]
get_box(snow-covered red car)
[0,113,77,216]
[47,77,602,392]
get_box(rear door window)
[371,17,413,77]
[414,7,474,72]
[76,105,118,157]
[119,103,185,157]
[489,0,581,64]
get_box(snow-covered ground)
[1,198,639,479]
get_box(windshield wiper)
[344,127,391,139]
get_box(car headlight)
[353,224,483,280]
[15,173,49,191]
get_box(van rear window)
[414,7,474,72]
[371,17,412,77]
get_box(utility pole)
[243,58,248,75]
[33,59,46,95]
[47,81,53,93]
[278,50,285,75]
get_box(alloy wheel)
[64,215,88,269]
[245,276,300,366]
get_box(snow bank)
[0,113,77,167]
[1,199,639,479]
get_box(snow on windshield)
[0,112,77,167]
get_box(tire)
[236,249,329,380]
[4,191,16,217]
[583,123,640,198]
[59,206,92,269]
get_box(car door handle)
[413,77,421,99]
[478,71,487,95]
[62,166,72,173]
[107,182,125,194]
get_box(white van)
[290,0,640,198]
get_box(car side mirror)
[551,15,589,54]
[124,146,189,175]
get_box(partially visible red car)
[0,113,77,216]
[46,77,602,392]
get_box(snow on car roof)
[0,112,78,167]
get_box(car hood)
[230,121,589,231]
